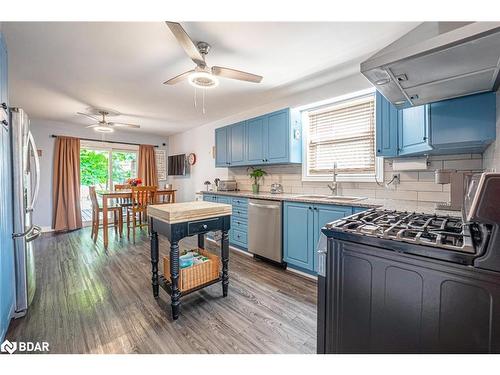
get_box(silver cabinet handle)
[202,224,208,229]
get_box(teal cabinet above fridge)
[376,91,496,158]
[215,108,302,167]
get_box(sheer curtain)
[52,136,82,231]
[138,144,158,186]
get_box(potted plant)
[247,167,267,194]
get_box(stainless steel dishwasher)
[248,199,283,263]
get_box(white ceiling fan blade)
[163,69,194,85]
[108,122,141,129]
[77,112,100,121]
[165,22,204,66]
[86,124,100,128]
[211,66,263,83]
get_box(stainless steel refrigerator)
[10,107,41,317]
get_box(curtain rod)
[50,135,159,148]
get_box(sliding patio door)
[79,141,138,223]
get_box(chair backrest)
[115,184,131,191]
[89,186,99,210]
[115,184,132,204]
[131,186,157,207]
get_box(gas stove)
[326,209,487,256]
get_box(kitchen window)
[301,89,383,182]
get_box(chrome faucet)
[327,162,338,196]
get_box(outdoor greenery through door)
[79,141,138,223]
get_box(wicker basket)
[163,249,220,292]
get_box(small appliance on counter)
[270,183,283,194]
[317,172,500,354]
[434,169,468,211]
[217,180,237,191]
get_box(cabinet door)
[283,202,314,270]
[430,92,496,151]
[229,121,246,166]
[246,116,266,164]
[265,109,289,163]
[215,127,229,167]
[313,204,352,272]
[375,91,398,157]
[398,105,432,156]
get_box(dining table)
[97,188,177,249]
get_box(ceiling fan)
[164,21,263,89]
[77,109,140,133]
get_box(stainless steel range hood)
[361,22,500,108]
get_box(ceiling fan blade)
[77,112,100,121]
[211,66,263,83]
[165,22,204,66]
[108,122,141,129]
[85,124,99,128]
[163,69,194,85]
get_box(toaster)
[218,180,238,191]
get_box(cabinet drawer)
[188,217,221,236]
[231,217,248,232]
[231,197,248,208]
[232,206,248,218]
[231,229,248,246]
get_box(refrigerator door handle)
[13,224,35,239]
[26,131,41,212]
[26,225,42,242]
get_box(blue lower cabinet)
[203,194,217,202]
[284,201,354,274]
[312,204,353,272]
[283,202,315,270]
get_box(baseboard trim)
[286,267,318,281]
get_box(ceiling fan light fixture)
[93,125,114,133]
[188,71,219,89]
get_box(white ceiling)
[3,22,418,136]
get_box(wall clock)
[187,152,197,165]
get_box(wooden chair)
[155,190,175,204]
[126,185,157,243]
[114,183,132,209]
[89,186,123,243]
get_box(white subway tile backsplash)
[444,159,482,171]
[229,153,483,206]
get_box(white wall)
[30,119,168,229]
[483,90,500,171]
[168,72,371,202]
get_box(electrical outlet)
[392,173,400,185]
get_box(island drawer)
[187,217,222,235]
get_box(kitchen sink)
[295,194,366,202]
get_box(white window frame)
[300,88,384,183]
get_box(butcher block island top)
[147,201,232,224]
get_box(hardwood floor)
[7,227,317,354]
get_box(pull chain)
[202,89,206,114]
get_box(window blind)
[307,94,375,175]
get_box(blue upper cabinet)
[429,92,496,154]
[376,91,398,157]
[229,121,246,166]
[265,109,289,163]
[215,108,302,167]
[375,90,496,158]
[246,115,266,164]
[397,104,432,156]
[215,127,229,167]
